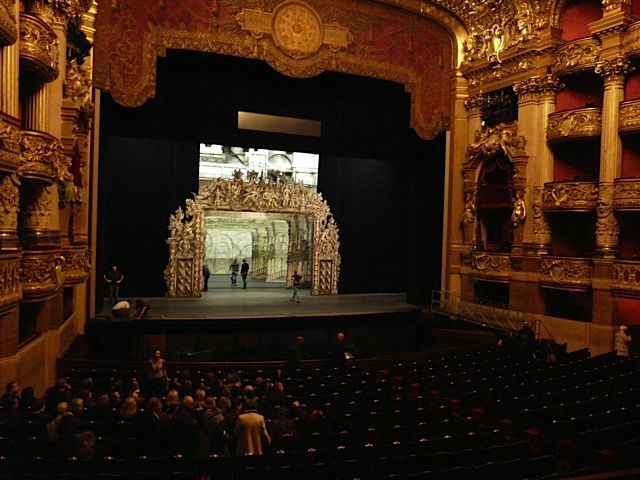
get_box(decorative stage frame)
[165,171,340,297]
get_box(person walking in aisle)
[230,258,239,286]
[290,270,302,303]
[241,259,249,289]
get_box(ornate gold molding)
[0,118,22,173]
[63,59,94,119]
[596,182,619,251]
[618,99,640,134]
[613,178,640,211]
[20,251,65,300]
[466,122,527,164]
[513,74,563,103]
[19,130,67,184]
[613,260,640,294]
[540,256,593,290]
[0,173,20,233]
[532,186,551,245]
[0,253,22,310]
[542,181,598,211]
[470,252,512,281]
[61,246,91,285]
[19,12,59,82]
[23,0,91,23]
[552,38,600,76]
[464,93,486,112]
[466,56,534,88]
[546,107,602,143]
[595,57,633,84]
[165,171,340,297]
[0,0,17,46]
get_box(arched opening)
[476,154,514,253]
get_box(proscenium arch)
[164,171,340,297]
[93,0,463,140]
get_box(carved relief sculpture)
[470,252,512,280]
[19,12,59,81]
[0,0,17,46]
[542,182,599,210]
[613,178,640,210]
[540,257,593,288]
[596,183,619,253]
[613,261,640,294]
[0,118,22,173]
[0,174,20,232]
[511,188,526,227]
[0,255,23,310]
[547,108,602,142]
[466,122,527,163]
[532,186,551,246]
[552,38,601,76]
[165,171,340,297]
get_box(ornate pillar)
[0,0,18,118]
[594,57,630,256]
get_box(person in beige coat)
[615,325,632,357]
[234,399,271,456]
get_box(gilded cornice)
[595,57,633,83]
[613,260,640,294]
[546,108,602,142]
[618,99,640,133]
[513,74,563,102]
[62,246,91,284]
[19,131,67,184]
[542,181,598,211]
[20,252,65,300]
[0,254,23,310]
[540,257,593,289]
[613,178,640,210]
[552,38,600,76]
[93,0,452,140]
[166,171,340,297]
[466,122,526,164]
[0,0,17,47]
[19,12,59,82]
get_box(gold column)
[0,0,18,117]
[22,83,50,132]
[594,58,630,256]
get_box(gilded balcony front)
[542,181,598,212]
[547,108,602,143]
[19,13,59,82]
[19,130,65,183]
[540,256,593,291]
[624,22,640,58]
[62,246,91,285]
[613,261,640,295]
[0,252,22,312]
[0,0,17,47]
[0,115,21,173]
[470,252,512,282]
[20,251,65,301]
[552,38,601,77]
[613,178,640,211]
[619,99,640,134]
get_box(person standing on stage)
[202,264,211,292]
[103,265,124,305]
[230,258,239,286]
[290,270,302,303]
[240,259,249,289]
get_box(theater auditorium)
[2,0,640,478]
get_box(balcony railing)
[542,181,598,211]
[19,130,65,183]
[470,252,512,282]
[19,13,58,82]
[547,108,602,143]
[552,38,601,77]
[613,260,640,295]
[613,178,640,211]
[619,99,640,134]
[540,256,593,290]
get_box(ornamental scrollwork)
[165,171,340,297]
[0,256,22,308]
[464,93,486,111]
[613,261,640,293]
[23,0,91,23]
[470,252,512,279]
[0,120,22,171]
[618,100,640,133]
[20,253,66,299]
[547,108,602,142]
[0,174,20,230]
[19,13,59,81]
[467,122,526,163]
[542,182,598,210]
[62,247,91,284]
[532,186,551,244]
[540,257,593,286]
[613,178,640,210]
[19,131,67,183]
[596,183,620,250]
[64,59,94,120]
[552,39,600,76]
[513,75,563,103]
[595,57,634,83]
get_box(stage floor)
[97,275,420,321]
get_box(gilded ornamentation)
[19,131,67,183]
[467,122,526,163]
[64,59,94,119]
[462,191,476,224]
[0,119,22,172]
[618,99,640,133]
[0,174,20,230]
[19,13,59,82]
[464,93,486,111]
[596,183,619,251]
[511,188,526,227]
[20,252,66,299]
[542,182,598,211]
[0,0,17,46]
[612,261,640,294]
[595,57,633,83]
[513,75,563,103]
[23,0,91,22]
[552,38,601,76]
[0,255,23,309]
[470,252,512,279]
[540,257,593,288]
[613,178,640,210]
[467,58,532,87]
[532,186,550,245]
[546,108,602,142]
[61,246,91,284]
[165,171,340,297]
[92,0,452,140]
[21,186,52,230]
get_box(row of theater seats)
[2,348,640,478]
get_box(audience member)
[615,325,632,357]
[234,398,271,456]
